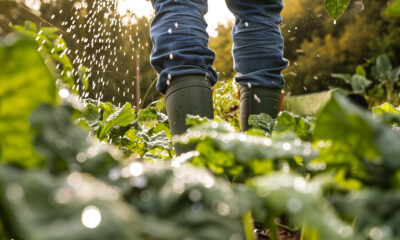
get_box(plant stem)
[242,211,255,240]
[267,216,279,240]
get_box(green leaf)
[275,111,314,141]
[98,103,135,139]
[0,38,56,168]
[182,121,317,163]
[350,75,372,94]
[330,189,400,239]
[178,120,317,181]
[372,103,400,127]
[314,96,380,160]
[0,166,140,240]
[391,66,400,82]
[355,65,366,77]
[248,113,276,135]
[248,173,353,240]
[372,102,400,115]
[325,0,351,20]
[385,0,400,18]
[314,96,400,187]
[124,164,247,240]
[376,54,392,76]
[24,21,37,32]
[331,73,352,84]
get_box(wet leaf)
[274,111,314,141]
[325,0,351,20]
[248,173,353,240]
[248,113,276,135]
[124,163,247,240]
[98,103,135,139]
[0,166,140,240]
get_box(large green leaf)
[124,163,247,240]
[330,189,400,239]
[314,96,400,187]
[30,104,120,178]
[274,111,314,141]
[0,166,140,240]
[248,173,353,240]
[372,102,400,115]
[0,37,56,167]
[325,0,351,20]
[248,113,276,135]
[177,120,317,181]
[350,75,372,94]
[98,103,135,139]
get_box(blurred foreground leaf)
[0,37,55,167]
[124,164,247,240]
[248,173,353,240]
[0,166,140,240]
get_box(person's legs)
[150,0,217,94]
[150,0,215,154]
[225,0,289,131]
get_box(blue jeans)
[150,0,288,94]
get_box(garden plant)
[1,1,400,240]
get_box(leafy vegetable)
[0,166,140,240]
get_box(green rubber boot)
[239,84,281,132]
[165,75,214,155]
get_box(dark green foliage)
[81,99,173,160]
[179,119,317,182]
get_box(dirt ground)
[255,227,300,240]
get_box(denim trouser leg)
[226,0,289,89]
[150,0,217,94]
[150,0,288,94]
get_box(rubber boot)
[239,84,281,132]
[165,75,214,155]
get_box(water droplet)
[81,206,102,229]
[369,227,383,240]
[216,202,230,216]
[282,142,291,151]
[253,94,261,103]
[76,152,87,163]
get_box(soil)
[255,227,300,240]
